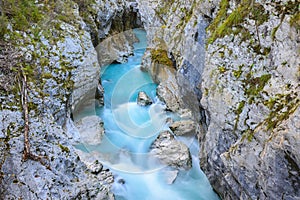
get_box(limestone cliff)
[137,0,299,199]
[0,0,141,199]
[201,0,299,199]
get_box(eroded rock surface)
[150,131,192,170]
[0,110,114,200]
[0,0,142,199]
[137,0,300,199]
[137,91,153,106]
[74,116,104,145]
[169,120,197,136]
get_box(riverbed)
[75,29,219,200]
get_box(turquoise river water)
[76,29,220,200]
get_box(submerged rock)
[150,131,192,170]
[169,120,197,136]
[137,91,153,106]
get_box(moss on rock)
[150,49,174,67]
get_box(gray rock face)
[156,75,183,112]
[199,0,300,199]
[74,116,104,145]
[169,120,197,136]
[137,0,206,120]
[150,131,192,170]
[96,30,138,66]
[137,91,153,106]
[88,0,142,46]
[0,0,143,199]
[0,110,114,200]
[137,0,300,199]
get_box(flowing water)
[75,29,220,200]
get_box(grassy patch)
[233,100,245,132]
[207,0,251,44]
[58,144,70,153]
[0,0,43,35]
[235,101,246,115]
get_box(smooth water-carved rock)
[169,120,197,136]
[163,170,178,184]
[137,91,153,106]
[150,131,192,170]
[75,116,104,145]
[156,80,183,112]
[96,30,138,66]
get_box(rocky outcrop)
[0,110,114,200]
[73,0,142,114]
[137,0,206,120]
[74,116,104,145]
[200,0,300,198]
[169,120,197,136]
[79,0,142,47]
[137,91,153,106]
[0,0,142,199]
[150,131,192,170]
[137,0,300,199]
[96,30,138,66]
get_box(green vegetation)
[235,101,246,115]
[206,0,269,44]
[233,64,244,78]
[206,0,229,36]
[0,0,43,35]
[150,49,174,67]
[218,65,227,73]
[263,93,299,130]
[58,144,70,153]
[241,129,255,142]
[290,12,300,30]
[244,74,271,97]
[156,0,175,16]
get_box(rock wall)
[201,0,300,199]
[137,0,300,199]
[137,0,206,121]
[0,0,141,199]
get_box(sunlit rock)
[150,131,192,170]
[137,91,153,106]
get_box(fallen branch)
[20,70,50,169]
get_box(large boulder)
[150,131,192,170]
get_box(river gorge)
[0,0,299,199]
[74,29,220,199]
